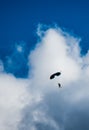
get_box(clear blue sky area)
[0,0,89,77]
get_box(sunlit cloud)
[0,25,89,130]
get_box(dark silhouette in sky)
[50,72,61,88]
[50,72,61,79]
[58,83,61,88]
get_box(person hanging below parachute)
[50,72,61,88]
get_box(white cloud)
[0,73,30,130]
[0,25,89,130]
[27,26,89,129]
[29,28,82,87]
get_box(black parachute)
[50,72,61,88]
[50,72,61,79]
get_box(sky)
[0,0,89,130]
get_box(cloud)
[0,25,89,130]
[0,72,30,130]
[27,26,89,129]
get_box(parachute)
[50,72,61,88]
[50,72,61,79]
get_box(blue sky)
[0,0,89,55]
[0,0,89,77]
[0,1,89,130]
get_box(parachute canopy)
[50,72,61,79]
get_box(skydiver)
[50,71,62,88]
[58,83,61,88]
